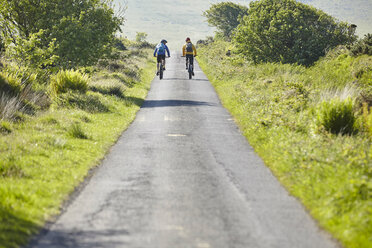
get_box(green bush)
[2,1,124,68]
[316,98,358,135]
[51,70,89,95]
[351,34,372,56]
[233,0,355,65]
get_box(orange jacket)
[182,41,197,56]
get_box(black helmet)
[161,39,167,43]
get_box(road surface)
[32,52,338,248]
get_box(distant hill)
[113,0,371,48]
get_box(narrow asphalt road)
[32,52,338,248]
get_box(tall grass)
[316,97,358,135]
[0,93,24,120]
[50,70,89,95]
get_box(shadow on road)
[29,229,130,248]
[162,78,209,82]
[142,99,216,108]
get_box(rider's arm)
[182,44,186,56]
[166,46,170,57]
[153,48,157,57]
[192,44,197,56]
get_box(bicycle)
[182,55,196,79]
[157,56,169,80]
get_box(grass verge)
[197,40,371,248]
[0,49,155,248]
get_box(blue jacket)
[154,43,170,57]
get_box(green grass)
[197,40,372,248]
[0,49,155,248]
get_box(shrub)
[67,123,88,139]
[51,70,89,95]
[316,97,358,135]
[351,34,372,56]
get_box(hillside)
[114,0,371,47]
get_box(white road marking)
[167,134,186,137]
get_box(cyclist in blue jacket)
[154,39,170,75]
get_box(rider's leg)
[156,55,161,75]
[186,57,188,70]
[190,55,194,75]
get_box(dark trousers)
[186,54,194,71]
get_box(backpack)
[157,43,165,53]
[186,42,193,52]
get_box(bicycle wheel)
[159,62,164,80]
[188,64,193,79]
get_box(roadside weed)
[316,98,358,135]
[50,70,89,95]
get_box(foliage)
[351,33,372,56]
[5,30,58,71]
[233,0,356,65]
[50,70,89,95]
[203,2,248,39]
[198,40,372,248]
[316,98,358,135]
[0,0,124,68]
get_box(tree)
[135,32,148,43]
[0,0,124,68]
[203,2,249,39]
[233,0,356,65]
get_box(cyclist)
[182,37,197,75]
[154,39,170,75]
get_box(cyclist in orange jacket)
[182,37,197,75]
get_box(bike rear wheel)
[159,61,164,80]
[188,64,193,79]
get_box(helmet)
[186,37,190,42]
[161,39,167,43]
